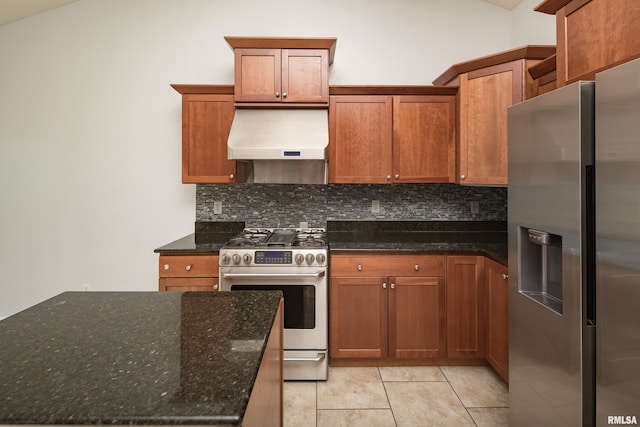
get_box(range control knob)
[316,253,326,264]
[305,253,315,264]
[221,254,230,265]
[243,253,252,264]
[294,253,305,265]
[232,254,241,265]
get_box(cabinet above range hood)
[227,109,329,184]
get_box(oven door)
[219,266,327,351]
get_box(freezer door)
[507,81,595,426]
[596,58,640,424]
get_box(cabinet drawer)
[159,255,218,278]
[331,254,445,277]
[159,277,219,292]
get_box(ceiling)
[0,0,79,26]
[0,0,524,27]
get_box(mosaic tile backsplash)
[196,184,506,228]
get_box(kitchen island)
[0,291,283,426]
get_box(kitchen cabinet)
[224,37,336,106]
[485,257,509,383]
[330,254,446,360]
[158,254,219,291]
[329,96,392,184]
[328,87,457,184]
[529,54,557,97]
[536,0,640,87]
[446,255,485,358]
[433,45,555,185]
[170,85,247,184]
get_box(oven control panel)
[255,251,292,264]
[220,249,327,266]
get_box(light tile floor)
[284,365,508,427]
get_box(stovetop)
[222,228,327,249]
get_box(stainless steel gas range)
[219,228,328,381]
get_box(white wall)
[512,0,556,46]
[0,0,554,318]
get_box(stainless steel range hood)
[227,109,328,184]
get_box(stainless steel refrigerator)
[508,57,640,426]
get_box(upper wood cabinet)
[433,46,555,185]
[329,95,393,184]
[328,87,457,184]
[536,0,640,86]
[225,37,336,106]
[528,54,557,97]
[171,85,246,184]
[393,96,456,183]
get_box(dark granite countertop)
[154,220,507,265]
[327,220,507,265]
[154,222,245,254]
[0,291,282,425]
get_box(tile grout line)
[377,367,399,427]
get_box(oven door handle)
[222,271,326,279]
[284,353,326,362]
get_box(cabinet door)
[182,95,238,183]
[458,60,523,185]
[556,0,640,86]
[389,276,446,358]
[330,276,388,359]
[329,96,393,183]
[485,258,509,382]
[281,49,329,104]
[446,256,485,358]
[393,96,455,183]
[234,48,282,103]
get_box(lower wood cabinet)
[446,255,485,359]
[329,254,446,360]
[158,254,219,291]
[484,257,509,382]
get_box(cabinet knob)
[383,282,387,289]
[282,92,287,98]
[229,174,235,180]
[386,175,392,181]
[275,92,280,98]
[395,174,400,180]
[391,283,396,289]
[502,273,509,280]
[213,284,219,290]
[163,264,169,270]
[357,264,363,271]
[415,264,420,271]
[461,175,466,180]
[185,265,192,271]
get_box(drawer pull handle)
[185,265,192,271]
[502,273,509,280]
[383,282,387,289]
[163,264,169,270]
[415,264,420,271]
[391,283,396,289]
[357,264,363,271]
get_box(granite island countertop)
[0,291,282,425]
[328,220,507,265]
